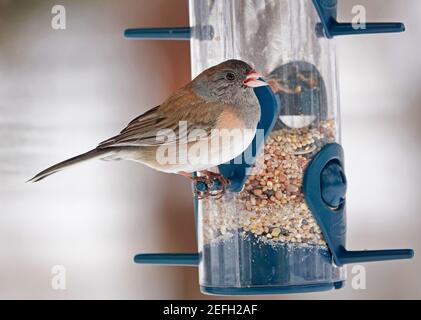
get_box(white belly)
[176,127,257,173]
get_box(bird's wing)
[97,88,223,149]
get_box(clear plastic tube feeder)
[126,0,413,295]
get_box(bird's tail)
[28,148,114,183]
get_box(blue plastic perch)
[125,27,191,40]
[337,247,414,265]
[313,0,405,38]
[134,253,199,266]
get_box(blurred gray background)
[0,0,419,299]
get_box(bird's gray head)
[191,59,268,105]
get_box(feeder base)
[201,281,344,296]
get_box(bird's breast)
[207,108,258,165]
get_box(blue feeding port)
[303,143,414,267]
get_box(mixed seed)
[201,119,336,246]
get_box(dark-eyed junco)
[28,59,268,194]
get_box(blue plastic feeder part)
[134,253,199,266]
[195,181,208,193]
[125,27,192,40]
[303,143,413,267]
[313,0,405,38]
[124,26,214,41]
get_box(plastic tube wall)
[190,0,345,294]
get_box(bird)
[28,59,268,197]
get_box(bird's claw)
[193,172,229,199]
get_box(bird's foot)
[180,171,229,199]
[201,171,229,199]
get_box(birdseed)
[200,119,336,247]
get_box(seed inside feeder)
[201,119,336,246]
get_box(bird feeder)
[127,0,413,295]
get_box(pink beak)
[243,71,268,88]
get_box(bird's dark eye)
[225,72,236,81]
